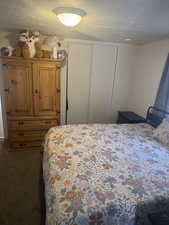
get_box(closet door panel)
[89,45,117,123]
[67,43,92,124]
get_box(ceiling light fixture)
[125,38,132,41]
[53,7,86,27]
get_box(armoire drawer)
[8,119,59,130]
[9,130,47,141]
[10,141,42,149]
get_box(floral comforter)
[43,123,169,225]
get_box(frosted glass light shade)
[57,13,82,27]
[53,7,86,27]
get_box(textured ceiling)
[0,0,169,44]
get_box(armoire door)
[33,62,60,116]
[3,61,33,116]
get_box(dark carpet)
[0,141,44,225]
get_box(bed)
[43,107,169,225]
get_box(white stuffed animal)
[27,31,40,58]
[42,35,64,51]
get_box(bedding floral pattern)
[153,118,169,147]
[43,123,169,225]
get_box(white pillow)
[153,119,169,147]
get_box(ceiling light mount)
[53,7,86,27]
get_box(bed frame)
[146,106,169,128]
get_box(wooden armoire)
[1,57,62,151]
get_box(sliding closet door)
[67,43,92,124]
[89,45,117,123]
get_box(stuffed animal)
[13,30,54,59]
[13,30,30,58]
[31,31,42,58]
[40,35,65,59]
[26,31,35,58]
[34,40,51,58]
[34,33,52,58]
[22,45,30,58]
[26,30,42,58]
[35,41,43,58]
[13,30,40,58]
[42,35,64,51]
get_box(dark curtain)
[154,53,169,113]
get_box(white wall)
[129,39,169,117]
